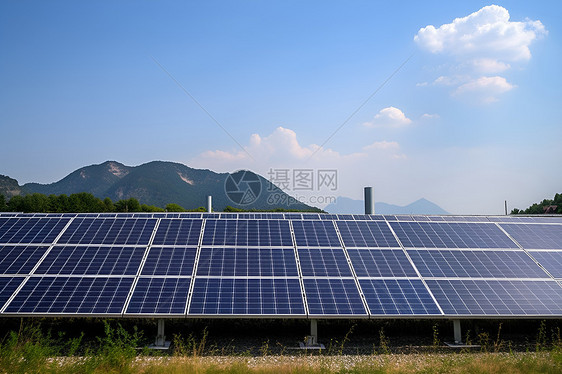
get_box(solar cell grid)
[202,220,292,247]
[4,276,133,315]
[35,246,145,276]
[347,249,417,277]
[0,217,70,244]
[500,224,562,249]
[390,222,517,249]
[426,279,562,315]
[292,221,340,247]
[0,245,49,274]
[360,279,441,315]
[58,218,156,245]
[298,248,352,277]
[189,278,305,315]
[336,221,399,248]
[303,278,366,315]
[141,247,196,276]
[408,249,549,278]
[528,251,562,278]
[126,277,190,314]
[152,219,202,246]
[0,277,24,310]
[196,247,298,276]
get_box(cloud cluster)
[363,107,412,128]
[415,5,546,103]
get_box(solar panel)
[0,245,49,274]
[500,224,562,249]
[0,277,24,310]
[0,217,70,244]
[126,277,191,315]
[202,219,292,247]
[189,278,305,315]
[390,222,518,249]
[292,221,340,247]
[152,219,203,246]
[35,246,145,276]
[425,279,562,316]
[336,221,399,248]
[4,276,133,315]
[347,249,417,277]
[528,251,562,278]
[58,218,156,245]
[141,247,197,276]
[303,278,366,316]
[359,279,441,315]
[196,247,298,276]
[407,249,550,278]
[298,248,352,277]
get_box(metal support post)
[155,319,166,347]
[453,320,462,344]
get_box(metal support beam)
[309,319,318,345]
[453,319,462,344]
[155,319,166,347]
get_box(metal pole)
[310,319,318,345]
[364,187,374,214]
[207,196,212,213]
[453,320,462,344]
[156,319,165,347]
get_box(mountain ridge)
[325,196,449,215]
[5,161,319,211]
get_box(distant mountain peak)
[325,196,449,215]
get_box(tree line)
[0,192,205,213]
[510,193,562,214]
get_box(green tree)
[165,203,185,212]
[0,194,6,211]
[141,204,165,212]
[115,198,141,212]
[7,195,24,212]
[103,197,115,212]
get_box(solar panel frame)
[292,221,341,247]
[298,248,353,277]
[303,278,368,317]
[57,218,157,245]
[526,251,562,279]
[151,219,203,246]
[425,279,562,316]
[390,221,518,249]
[0,245,50,275]
[500,223,562,250]
[125,277,191,316]
[0,217,71,244]
[140,246,197,276]
[407,249,551,279]
[336,221,399,248]
[202,219,293,247]
[347,249,418,278]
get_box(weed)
[537,320,548,352]
[378,327,390,354]
[432,323,440,348]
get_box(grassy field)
[1,319,561,373]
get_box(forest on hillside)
[511,193,562,214]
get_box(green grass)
[1,320,562,374]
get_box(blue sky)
[1,1,560,214]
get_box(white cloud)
[414,5,546,61]
[421,113,440,120]
[414,5,546,103]
[453,76,516,103]
[363,107,412,128]
[363,140,400,151]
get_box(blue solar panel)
[408,249,549,278]
[0,245,49,274]
[152,219,202,246]
[500,224,562,249]
[202,220,292,247]
[0,217,70,244]
[298,248,352,277]
[347,249,418,277]
[58,218,156,245]
[360,279,441,315]
[35,246,145,275]
[303,278,366,315]
[292,221,340,247]
[4,276,133,314]
[189,278,305,315]
[141,247,197,276]
[126,277,190,314]
[196,248,298,276]
[426,279,562,315]
[528,251,562,278]
[390,222,517,249]
[0,277,24,310]
[336,221,399,248]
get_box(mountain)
[324,196,449,215]
[10,161,319,211]
[0,175,22,198]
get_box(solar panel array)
[0,212,561,318]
